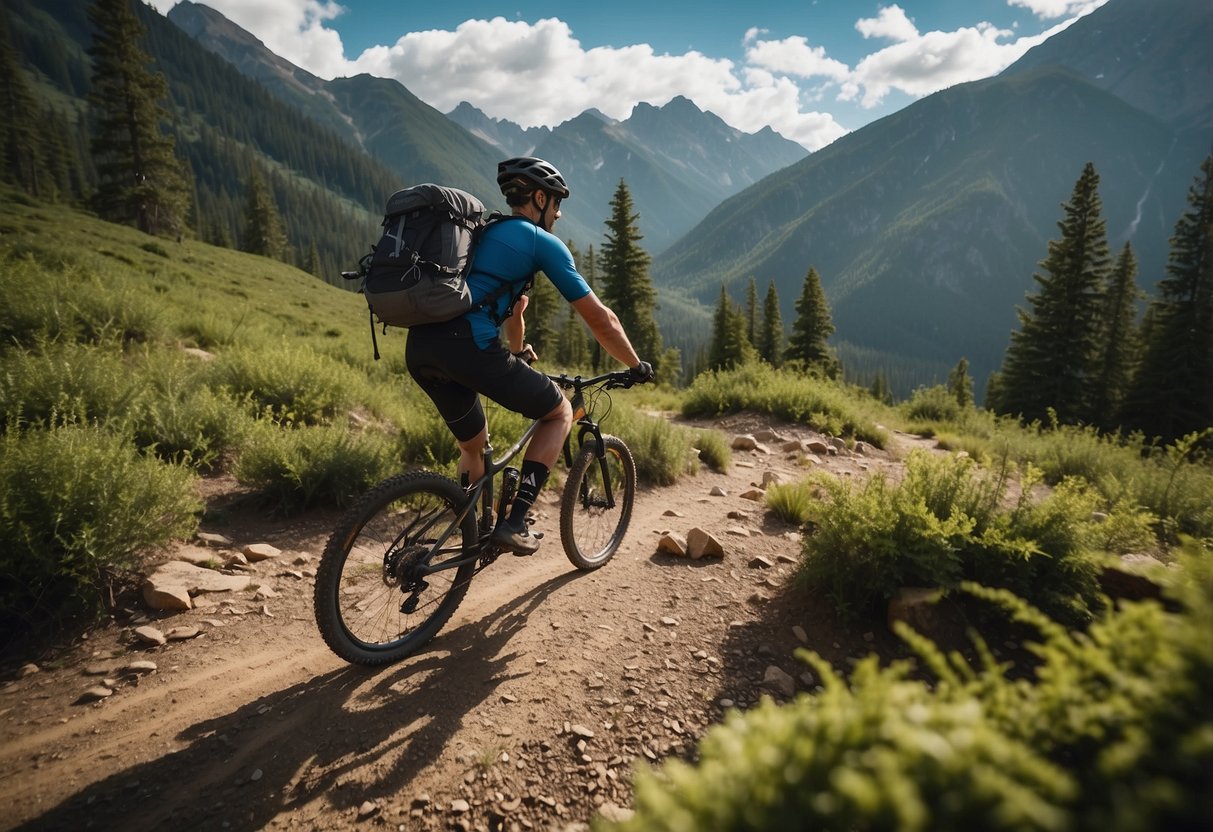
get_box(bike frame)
[413,371,627,577]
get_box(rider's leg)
[456,426,488,486]
[507,397,572,527]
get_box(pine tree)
[744,277,759,347]
[306,241,323,278]
[600,179,662,363]
[86,0,189,236]
[989,163,1111,425]
[708,286,755,370]
[948,358,974,409]
[869,372,893,405]
[1122,156,1213,441]
[785,266,839,377]
[1091,242,1142,428]
[241,168,286,260]
[556,303,590,368]
[0,13,48,196]
[526,272,561,359]
[581,243,604,372]
[758,280,784,366]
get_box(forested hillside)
[651,0,1212,396]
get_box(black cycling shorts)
[405,318,563,442]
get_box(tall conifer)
[600,179,662,363]
[758,280,784,366]
[1091,242,1142,428]
[989,163,1110,425]
[744,277,759,346]
[86,0,189,236]
[241,168,286,260]
[0,13,47,196]
[785,266,839,377]
[708,286,754,370]
[1122,156,1213,441]
[948,358,974,409]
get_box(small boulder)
[242,543,281,562]
[740,488,766,501]
[732,434,760,451]
[657,533,688,557]
[686,528,725,560]
[709,486,728,497]
[134,626,167,647]
[143,582,192,612]
[805,439,830,454]
[762,665,796,698]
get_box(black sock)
[508,460,550,526]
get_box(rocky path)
[0,417,925,832]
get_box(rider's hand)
[512,344,539,364]
[629,360,655,383]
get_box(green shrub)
[235,422,395,513]
[692,428,731,473]
[131,354,252,467]
[903,383,962,423]
[0,342,148,430]
[610,553,1213,832]
[0,425,200,632]
[800,451,1110,624]
[764,479,817,526]
[683,364,887,448]
[210,343,361,425]
[607,404,699,486]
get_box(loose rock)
[242,543,282,562]
[686,528,725,560]
[134,626,167,647]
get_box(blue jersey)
[464,218,592,349]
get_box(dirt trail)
[0,418,930,832]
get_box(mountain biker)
[405,156,655,556]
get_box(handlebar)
[547,371,638,392]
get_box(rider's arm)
[502,293,529,353]
[571,292,642,368]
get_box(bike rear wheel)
[314,472,478,665]
[559,435,636,570]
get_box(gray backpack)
[349,184,527,358]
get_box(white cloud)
[149,0,352,77]
[1007,0,1107,20]
[855,6,919,43]
[743,35,851,82]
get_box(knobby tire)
[314,472,478,665]
[559,435,636,570]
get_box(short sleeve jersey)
[464,218,592,349]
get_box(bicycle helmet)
[497,156,570,200]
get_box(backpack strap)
[467,213,536,327]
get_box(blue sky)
[148,0,1108,149]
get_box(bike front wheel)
[559,435,636,570]
[314,472,478,665]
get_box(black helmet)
[497,156,570,200]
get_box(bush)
[235,422,395,513]
[683,364,887,448]
[764,479,817,526]
[609,547,1213,832]
[131,354,252,467]
[0,342,148,430]
[607,404,699,486]
[800,451,1111,624]
[0,426,200,633]
[692,428,731,473]
[210,344,362,425]
[903,383,962,423]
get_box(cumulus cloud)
[1007,0,1107,20]
[149,0,352,78]
[855,6,919,42]
[836,0,1108,108]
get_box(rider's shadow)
[16,571,584,832]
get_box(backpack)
[347,183,529,359]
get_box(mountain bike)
[314,371,639,666]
